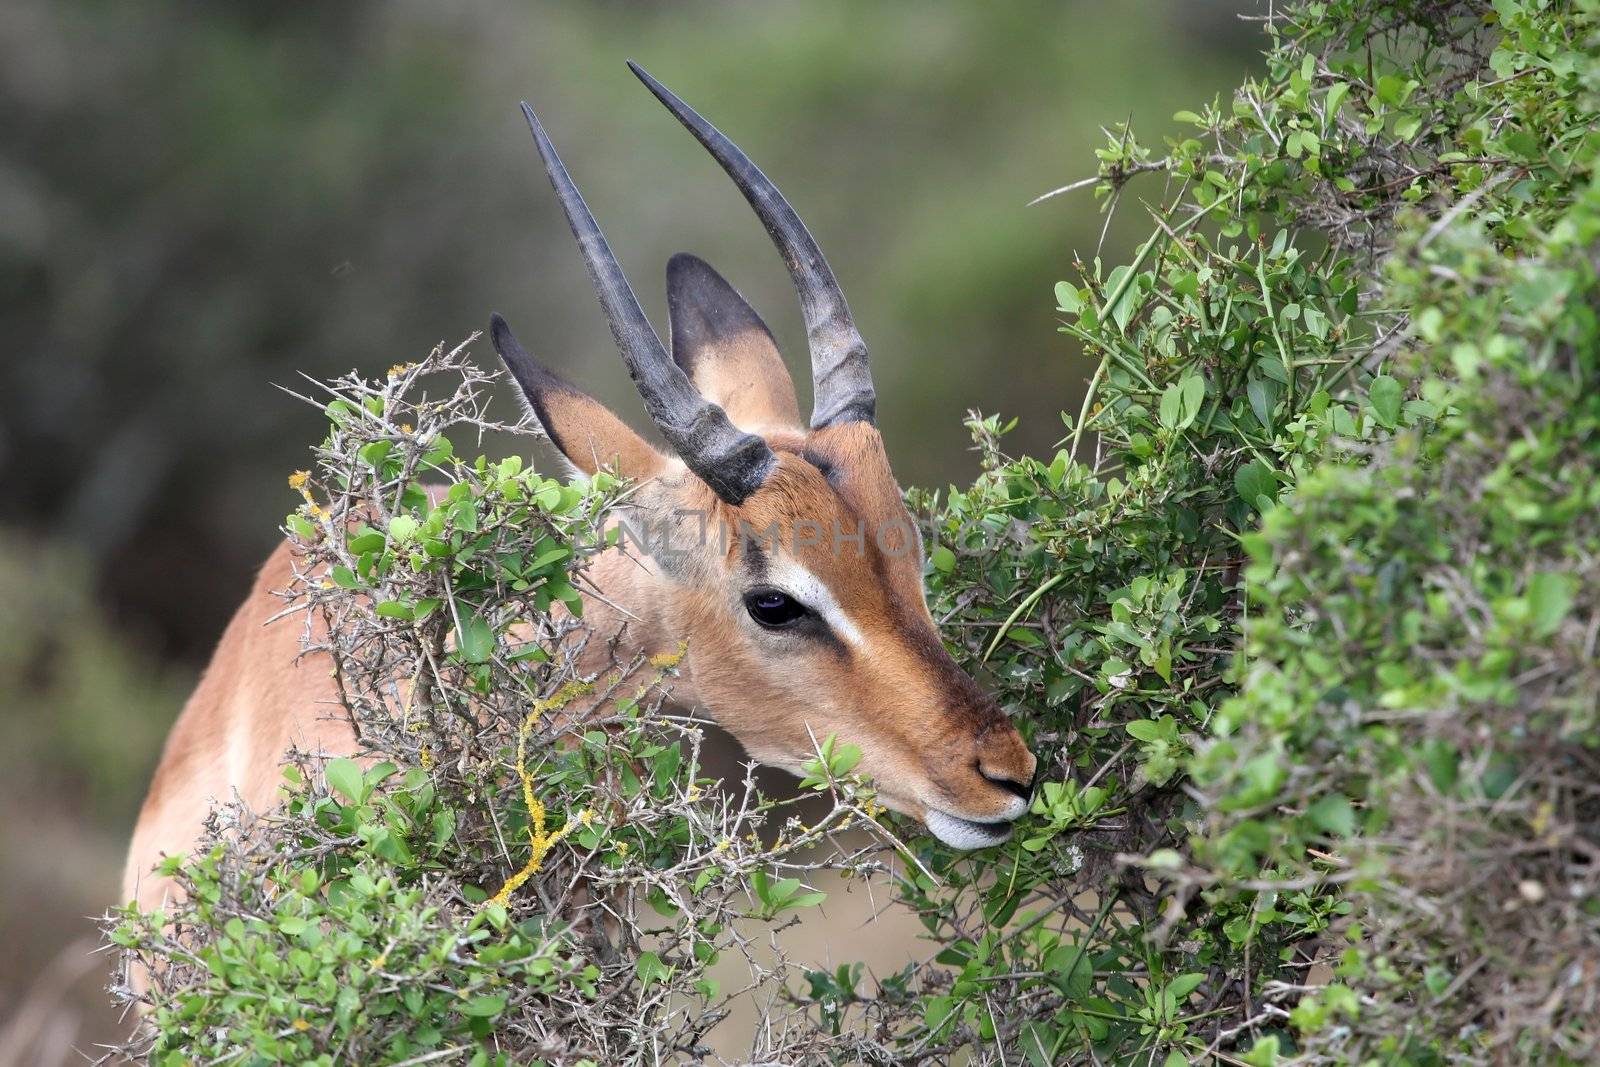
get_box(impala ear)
[491,314,667,480]
[667,253,801,430]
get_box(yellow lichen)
[648,640,689,670]
[486,680,595,906]
[485,651,688,907]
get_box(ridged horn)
[518,102,777,505]
[627,61,876,430]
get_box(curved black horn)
[518,102,776,505]
[627,62,876,430]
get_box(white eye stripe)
[761,559,865,647]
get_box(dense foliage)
[112,2,1599,1064]
[919,1,1598,1062]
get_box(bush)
[112,346,908,1065]
[112,2,1600,1064]
[919,2,1598,1062]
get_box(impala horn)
[516,102,777,505]
[628,61,877,430]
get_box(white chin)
[924,809,1014,850]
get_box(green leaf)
[1054,281,1082,314]
[330,565,360,590]
[358,440,392,468]
[525,547,571,572]
[1180,373,1205,427]
[1324,81,1350,116]
[423,433,454,465]
[1021,1021,1060,1067]
[368,827,415,866]
[1159,381,1183,429]
[1368,375,1402,429]
[1241,1035,1281,1067]
[1105,265,1146,333]
[1008,627,1044,647]
[325,758,364,803]
[347,527,386,554]
[1234,460,1277,509]
[1308,794,1356,836]
[1248,376,1282,431]
[829,741,862,777]
[457,612,495,664]
[636,951,672,988]
[930,545,957,574]
[1146,848,1184,870]
[1527,572,1575,636]
[1167,972,1205,1000]
[1126,719,1161,742]
[1225,753,1286,810]
[1158,371,1203,428]
[1045,944,1092,999]
[388,515,419,543]
[459,994,507,1018]
[1375,74,1417,107]
[1302,305,1329,340]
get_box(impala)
[123,64,1037,915]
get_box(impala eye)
[744,588,808,628]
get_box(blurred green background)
[0,1,1254,1060]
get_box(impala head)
[492,64,1036,849]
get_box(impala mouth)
[924,809,1016,851]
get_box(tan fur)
[681,326,802,431]
[535,384,669,479]
[122,543,355,914]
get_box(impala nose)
[981,766,1037,805]
[975,728,1039,811]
